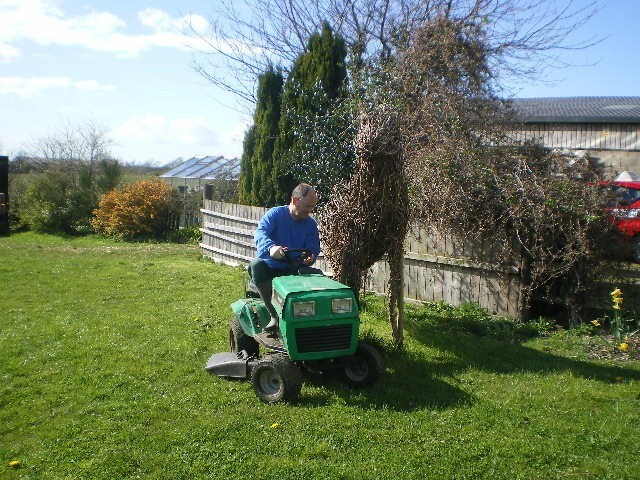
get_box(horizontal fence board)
[200,201,526,318]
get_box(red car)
[601,180,640,262]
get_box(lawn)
[1,232,639,479]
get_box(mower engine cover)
[271,274,360,361]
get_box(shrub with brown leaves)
[91,179,178,239]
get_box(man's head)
[289,183,318,220]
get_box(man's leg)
[248,258,280,332]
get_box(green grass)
[2,232,639,479]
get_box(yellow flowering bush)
[91,179,179,239]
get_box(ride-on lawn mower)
[205,249,384,403]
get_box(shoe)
[264,318,278,333]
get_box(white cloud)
[111,114,245,163]
[0,41,20,61]
[0,76,116,98]
[0,0,213,60]
[138,8,173,32]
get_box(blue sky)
[1,0,638,165]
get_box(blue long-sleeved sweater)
[254,205,321,270]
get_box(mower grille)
[294,324,352,353]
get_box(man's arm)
[254,208,278,257]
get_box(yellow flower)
[613,304,621,310]
[591,320,601,327]
[270,422,280,429]
[9,460,21,469]
[611,288,623,298]
[619,343,629,352]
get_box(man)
[249,183,321,333]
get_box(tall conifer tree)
[238,125,256,205]
[272,23,350,204]
[238,66,284,206]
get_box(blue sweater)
[254,206,321,270]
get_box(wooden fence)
[200,200,527,318]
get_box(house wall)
[513,122,640,174]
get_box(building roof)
[510,97,640,124]
[159,155,241,180]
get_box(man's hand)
[269,245,286,260]
[302,252,314,266]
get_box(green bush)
[16,169,85,234]
[165,225,202,244]
[11,159,123,235]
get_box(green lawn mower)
[205,249,384,403]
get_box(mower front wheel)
[229,317,259,357]
[251,354,302,403]
[343,342,384,387]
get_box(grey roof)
[159,155,241,180]
[510,97,640,124]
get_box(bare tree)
[190,0,601,102]
[30,119,114,168]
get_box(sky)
[0,0,638,166]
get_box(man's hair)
[292,183,314,199]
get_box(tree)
[272,22,351,204]
[395,17,611,323]
[192,0,606,342]
[191,0,600,102]
[13,120,122,234]
[238,125,256,204]
[251,66,284,206]
[237,67,283,206]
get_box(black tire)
[229,317,259,357]
[250,354,303,403]
[343,342,384,387]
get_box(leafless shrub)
[397,18,615,322]
[320,105,409,345]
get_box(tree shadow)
[296,315,640,411]
[296,351,473,411]
[406,315,640,383]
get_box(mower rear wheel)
[229,317,259,357]
[251,354,302,403]
[343,342,384,387]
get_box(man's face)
[290,191,318,220]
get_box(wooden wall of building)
[512,122,640,151]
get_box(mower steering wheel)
[280,248,314,268]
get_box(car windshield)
[605,185,640,208]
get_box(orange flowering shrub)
[91,179,178,238]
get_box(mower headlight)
[293,301,315,317]
[332,298,352,314]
